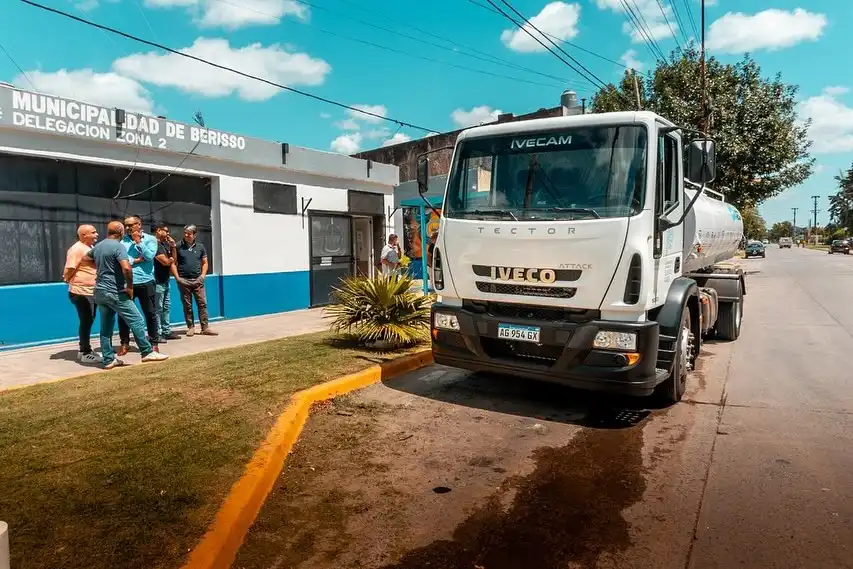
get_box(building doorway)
[352,216,374,277]
[309,214,353,306]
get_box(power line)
[207,0,583,89]
[682,0,700,38]
[485,0,608,91]
[653,0,682,52]
[464,0,630,69]
[620,0,666,61]
[0,41,35,90]
[19,0,440,134]
[668,0,693,46]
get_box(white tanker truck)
[417,110,745,404]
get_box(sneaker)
[186,328,195,337]
[162,333,180,341]
[117,344,130,357]
[104,358,126,369]
[200,328,218,336]
[78,352,102,364]
[141,351,169,362]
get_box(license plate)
[497,324,541,343]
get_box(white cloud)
[113,37,330,101]
[822,86,848,97]
[319,112,331,119]
[143,0,307,30]
[595,0,678,43]
[73,0,100,10]
[706,9,827,53]
[334,118,360,131]
[382,132,412,147]
[330,132,362,154]
[500,2,581,53]
[815,164,826,174]
[346,104,387,124]
[620,49,644,71]
[798,87,853,154]
[13,69,154,114]
[451,105,503,128]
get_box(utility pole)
[791,207,798,238]
[811,195,821,245]
[633,71,642,110]
[700,0,707,133]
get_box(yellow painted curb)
[181,348,434,569]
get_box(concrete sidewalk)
[0,308,329,392]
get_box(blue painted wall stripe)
[0,270,311,351]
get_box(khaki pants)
[179,277,209,330]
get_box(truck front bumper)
[430,303,667,396]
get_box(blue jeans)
[154,282,171,336]
[94,288,153,364]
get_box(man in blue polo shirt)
[116,215,161,355]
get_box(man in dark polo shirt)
[153,222,180,341]
[171,224,218,337]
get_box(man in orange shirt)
[63,224,101,364]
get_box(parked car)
[829,239,851,254]
[779,237,793,249]
[745,240,766,258]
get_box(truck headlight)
[593,330,637,351]
[434,312,460,331]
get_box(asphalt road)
[237,245,853,569]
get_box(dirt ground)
[233,340,731,569]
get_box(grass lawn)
[0,332,422,569]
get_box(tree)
[829,165,853,231]
[591,45,814,211]
[741,205,767,240]
[768,221,794,241]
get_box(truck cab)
[418,111,745,404]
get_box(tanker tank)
[682,185,744,273]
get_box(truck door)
[652,131,684,305]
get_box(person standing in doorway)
[116,215,160,355]
[87,221,169,368]
[63,224,101,364]
[380,233,402,276]
[172,224,218,337]
[426,229,438,290]
[153,223,180,341]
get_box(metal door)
[310,215,353,306]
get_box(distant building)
[355,89,587,182]
[354,107,562,182]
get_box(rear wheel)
[655,307,692,405]
[715,280,743,341]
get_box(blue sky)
[2,0,851,226]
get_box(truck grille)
[481,338,564,365]
[463,300,599,323]
[475,282,577,299]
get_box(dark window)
[348,190,384,215]
[252,181,297,215]
[0,152,214,286]
[656,134,679,215]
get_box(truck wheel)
[715,282,743,341]
[655,307,691,405]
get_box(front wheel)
[655,307,692,405]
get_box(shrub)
[325,273,434,348]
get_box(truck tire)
[655,307,691,405]
[715,282,743,341]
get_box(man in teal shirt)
[116,215,161,355]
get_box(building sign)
[0,84,259,161]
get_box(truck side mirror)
[686,139,716,185]
[416,157,429,195]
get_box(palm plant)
[325,273,434,348]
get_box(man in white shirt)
[380,234,402,276]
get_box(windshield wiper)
[525,207,601,219]
[464,209,518,220]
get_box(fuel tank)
[682,187,744,273]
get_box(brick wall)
[354,106,563,182]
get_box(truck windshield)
[444,125,647,221]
